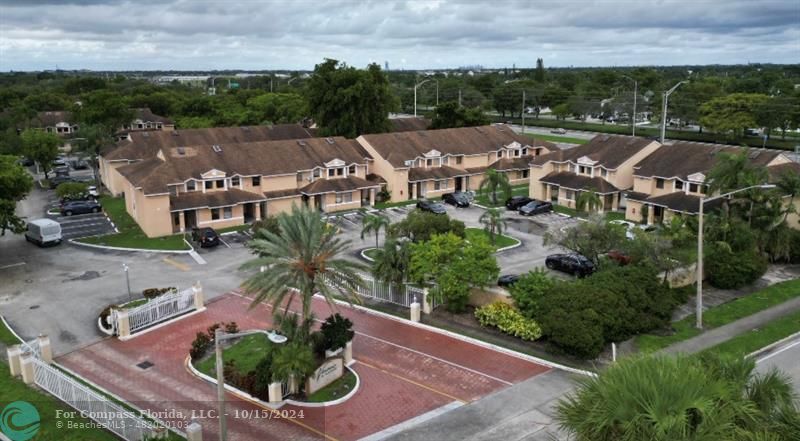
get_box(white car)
[551,128,567,135]
[87,186,99,197]
[609,219,636,240]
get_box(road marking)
[162,257,191,271]
[189,250,207,265]
[756,339,800,364]
[356,359,467,403]
[219,237,231,248]
[0,262,26,270]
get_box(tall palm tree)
[706,152,769,223]
[360,213,390,249]
[372,239,411,293]
[556,354,799,441]
[478,168,512,205]
[241,204,366,326]
[776,170,800,223]
[576,189,602,213]
[479,208,507,245]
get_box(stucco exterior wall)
[266,197,301,216]
[196,205,245,229]
[625,200,645,223]
[125,186,171,238]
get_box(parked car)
[519,200,553,216]
[59,194,95,205]
[87,186,99,197]
[551,128,567,134]
[607,249,632,266]
[61,200,101,216]
[497,274,519,287]
[192,227,220,248]
[442,192,470,208]
[609,219,636,240]
[51,158,67,168]
[18,157,34,167]
[53,166,70,176]
[25,219,62,247]
[416,199,447,214]
[545,253,596,277]
[70,159,89,170]
[505,196,533,210]
[48,175,77,189]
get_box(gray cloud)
[0,0,797,70]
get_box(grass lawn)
[474,184,528,208]
[553,205,626,222]
[703,310,800,358]
[522,133,589,145]
[216,224,251,234]
[305,370,357,403]
[75,196,190,251]
[195,333,272,377]
[465,228,519,250]
[636,279,800,353]
[363,248,380,260]
[375,200,417,210]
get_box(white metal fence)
[321,271,438,309]
[113,288,196,335]
[21,338,41,358]
[31,358,155,441]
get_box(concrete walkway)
[660,295,800,355]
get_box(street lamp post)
[122,263,131,302]
[621,75,638,137]
[214,329,287,441]
[660,80,689,143]
[695,184,776,329]
[413,78,437,118]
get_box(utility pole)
[660,81,689,144]
[458,89,462,107]
[521,90,526,134]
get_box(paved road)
[756,334,800,394]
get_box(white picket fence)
[112,287,196,336]
[321,271,438,309]
[31,357,156,441]
[20,337,41,358]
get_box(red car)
[607,250,632,266]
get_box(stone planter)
[324,347,343,358]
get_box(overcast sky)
[0,0,798,71]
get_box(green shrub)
[509,268,555,319]
[190,332,211,360]
[251,216,281,236]
[474,302,543,341]
[706,245,767,289]
[389,210,466,242]
[142,287,176,299]
[320,313,355,351]
[252,352,275,400]
[539,307,605,358]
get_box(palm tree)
[372,239,411,293]
[360,213,390,250]
[575,189,602,213]
[241,204,366,326]
[706,152,770,225]
[478,168,511,205]
[556,354,799,441]
[776,169,800,223]
[479,208,507,245]
[271,342,316,393]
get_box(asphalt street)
[756,334,800,394]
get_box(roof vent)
[474,127,484,133]
[212,144,222,153]
[325,137,335,144]
[297,140,307,147]
[177,147,185,155]
[172,131,180,136]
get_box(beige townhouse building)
[357,124,554,202]
[100,124,315,196]
[626,141,800,227]
[115,136,381,237]
[529,135,661,212]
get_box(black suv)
[545,253,596,277]
[519,200,553,216]
[505,196,533,210]
[49,175,77,189]
[497,274,519,287]
[61,200,101,216]
[416,199,447,214]
[192,227,220,248]
[442,192,470,208]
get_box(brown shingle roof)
[104,124,315,161]
[532,135,655,169]
[768,162,800,183]
[488,157,532,171]
[32,111,74,127]
[633,142,784,180]
[132,108,173,124]
[636,192,722,214]
[388,118,431,133]
[408,165,479,182]
[169,188,266,212]
[264,188,302,199]
[540,171,620,194]
[361,125,554,168]
[300,176,379,195]
[117,136,372,195]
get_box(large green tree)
[478,168,512,205]
[75,89,134,131]
[360,213,390,250]
[242,205,366,325]
[543,215,628,265]
[430,101,489,129]
[372,239,412,293]
[0,155,34,235]
[700,93,770,138]
[20,129,60,178]
[246,93,308,124]
[306,59,395,138]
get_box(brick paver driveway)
[58,292,551,441]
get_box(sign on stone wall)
[306,358,344,395]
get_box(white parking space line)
[219,237,232,248]
[756,339,800,364]
[189,250,207,265]
[0,262,26,270]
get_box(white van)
[25,219,62,247]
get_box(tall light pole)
[413,78,437,118]
[621,75,638,137]
[695,184,775,329]
[521,90,526,134]
[660,80,688,143]
[214,329,287,441]
[122,263,131,302]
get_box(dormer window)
[514,149,521,157]
[187,180,196,191]
[522,148,528,156]
[656,178,665,189]
[675,180,684,191]
[231,176,240,187]
[426,159,433,167]
[498,151,504,158]
[349,165,356,174]
[328,169,335,177]
[313,169,321,178]
[215,179,224,189]
[205,181,213,190]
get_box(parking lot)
[43,194,117,241]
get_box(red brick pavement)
[58,292,551,441]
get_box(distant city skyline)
[0,0,798,71]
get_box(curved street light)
[660,80,689,143]
[413,78,438,117]
[621,75,638,137]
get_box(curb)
[495,238,522,253]
[749,329,800,361]
[68,239,194,254]
[360,248,377,262]
[186,355,360,408]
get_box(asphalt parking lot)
[43,195,117,240]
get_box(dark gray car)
[61,200,101,216]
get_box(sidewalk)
[660,296,800,355]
